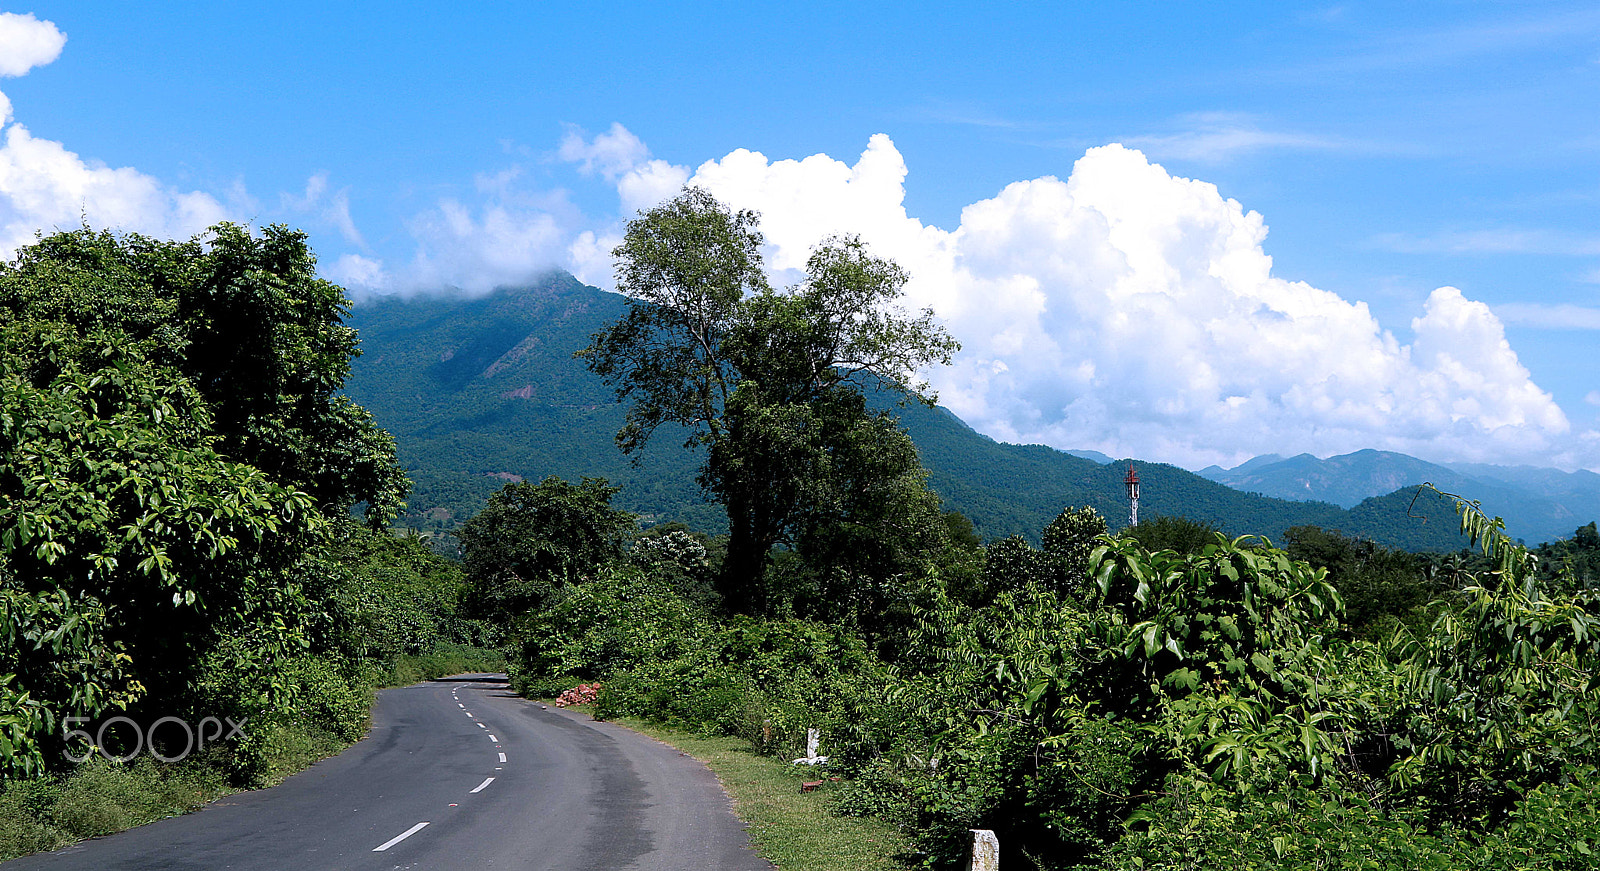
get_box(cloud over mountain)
[0,56,1585,472]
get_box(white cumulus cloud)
[0,120,230,257]
[661,136,1581,469]
[0,17,230,258]
[558,122,650,181]
[325,253,388,291]
[361,123,688,294]
[396,191,579,295]
[0,12,66,78]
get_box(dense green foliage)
[500,480,1600,869]
[1283,524,1440,639]
[0,225,489,793]
[457,476,637,622]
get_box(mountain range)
[340,273,1593,552]
[1197,451,1600,546]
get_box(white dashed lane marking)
[470,777,495,794]
[498,752,506,763]
[372,822,429,852]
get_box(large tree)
[581,188,958,613]
[0,224,406,776]
[457,476,638,622]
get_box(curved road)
[7,674,772,870]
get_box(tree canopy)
[457,476,638,622]
[0,224,408,777]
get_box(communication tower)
[1124,462,1140,528]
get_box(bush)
[1107,770,1600,871]
[512,568,712,681]
[511,672,585,700]
[278,656,370,743]
[833,756,914,824]
[594,664,754,735]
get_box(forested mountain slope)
[343,275,1473,550]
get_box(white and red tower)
[1125,462,1141,528]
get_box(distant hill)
[1198,450,1599,545]
[343,275,1475,551]
[1064,449,1115,464]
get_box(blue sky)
[2,3,1597,470]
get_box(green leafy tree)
[980,535,1055,600]
[1123,514,1220,555]
[1284,525,1434,639]
[629,523,716,608]
[581,189,957,613]
[1042,506,1107,598]
[458,476,638,621]
[977,507,1106,604]
[0,224,407,525]
[0,224,407,777]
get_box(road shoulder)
[533,703,915,871]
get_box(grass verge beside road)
[605,714,916,871]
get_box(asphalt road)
[7,674,773,870]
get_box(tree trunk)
[719,503,778,615]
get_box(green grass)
[603,712,916,871]
[0,755,231,861]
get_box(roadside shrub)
[833,756,915,824]
[0,756,230,861]
[0,775,71,859]
[513,567,712,680]
[384,643,506,687]
[594,664,754,735]
[278,656,370,743]
[1104,771,1600,871]
[511,672,584,700]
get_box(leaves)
[458,476,637,621]
[0,223,401,779]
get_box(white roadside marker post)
[791,727,829,766]
[967,829,998,871]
